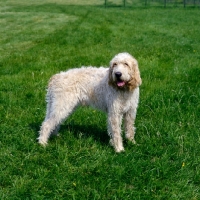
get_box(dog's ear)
[128,60,142,90]
[108,63,115,87]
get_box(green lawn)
[0,0,200,199]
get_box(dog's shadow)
[64,122,109,144]
[30,120,109,146]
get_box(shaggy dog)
[38,52,142,152]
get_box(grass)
[0,0,200,199]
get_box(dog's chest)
[112,88,139,113]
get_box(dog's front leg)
[107,113,124,152]
[124,109,136,144]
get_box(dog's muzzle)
[115,72,125,87]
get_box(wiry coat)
[38,52,142,152]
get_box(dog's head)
[109,52,142,91]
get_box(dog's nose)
[115,72,122,78]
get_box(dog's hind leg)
[38,92,79,145]
[50,124,61,136]
[38,118,59,145]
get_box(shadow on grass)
[62,122,109,145]
[29,120,109,146]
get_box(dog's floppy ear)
[108,62,115,87]
[128,59,142,90]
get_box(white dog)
[38,52,142,152]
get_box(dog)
[38,52,142,152]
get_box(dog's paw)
[126,136,136,144]
[115,147,125,153]
[110,139,125,153]
[129,139,136,144]
[38,138,48,146]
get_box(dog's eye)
[113,63,117,67]
[124,63,129,67]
